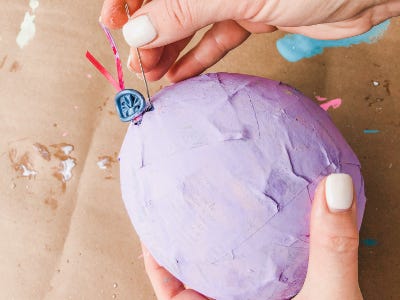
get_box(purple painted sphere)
[119,73,366,300]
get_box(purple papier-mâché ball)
[119,73,366,300]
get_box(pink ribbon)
[86,22,125,91]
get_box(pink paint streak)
[320,98,342,111]
[315,96,328,101]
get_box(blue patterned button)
[115,89,146,122]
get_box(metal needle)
[136,48,151,103]
[125,3,151,104]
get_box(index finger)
[101,0,144,29]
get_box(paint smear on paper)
[276,20,390,62]
[9,148,37,179]
[364,129,380,134]
[53,157,76,192]
[44,197,58,210]
[0,56,7,69]
[16,0,39,49]
[315,96,328,102]
[362,238,378,247]
[51,143,77,192]
[33,143,51,161]
[320,98,342,111]
[61,145,74,156]
[383,80,391,95]
[97,155,117,179]
[21,164,38,177]
[50,143,74,160]
[9,61,21,72]
[58,158,76,181]
[97,157,112,170]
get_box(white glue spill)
[21,164,38,177]
[97,158,110,170]
[59,158,76,182]
[16,0,39,49]
[61,145,74,156]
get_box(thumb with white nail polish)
[326,173,354,212]
[294,174,363,300]
[123,15,157,48]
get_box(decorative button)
[115,89,146,122]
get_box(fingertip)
[101,0,146,29]
[326,173,354,212]
[301,174,361,299]
[166,62,200,83]
[100,4,128,29]
[310,174,359,253]
[312,174,357,218]
[310,174,358,251]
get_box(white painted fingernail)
[122,15,157,47]
[127,53,134,72]
[325,173,354,212]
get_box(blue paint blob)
[362,238,378,247]
[364,129,380,134]
[276,20,390,62]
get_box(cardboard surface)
[0,1,398,299]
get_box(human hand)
[141,243,210,300]
[101,0,400,82]
[140,173,362,300]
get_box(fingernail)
[325,173,354,212]
[127,53,134,72]
[122,15,157,47]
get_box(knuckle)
[192,51,209,71]
[235,0,270,20]
[164,0,194,29]
[322,234,359,253]
[210,32,229,54]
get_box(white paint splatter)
[16,0,39,49]
[59,158,76,181]
[30,0,39,11]
[21,164,38,177]
[97,158,109,170]
[61,145,74,156]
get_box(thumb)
[122,0,246,48]
[297,174,362,300]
